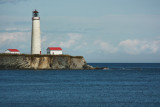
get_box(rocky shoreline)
[0,54,108,70]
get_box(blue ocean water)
[0,63,160,107]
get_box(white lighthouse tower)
[31,9,41,54]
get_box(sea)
[0,63,160,107]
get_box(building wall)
[50,50,62,55]
[5,50,20,54]
[47,49,62,55]
[47,49,50,54]
[31,17,41,54]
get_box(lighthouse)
[31,10,41,54]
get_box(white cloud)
[94,40,118,53]
[119,39,139,47]
[49,41,57,46]
[41,36,47,43]
[47,33,83,49]
[119,39,140,54]
[68,33,82,39]
[74,42,88,50]
[119,39,160,54]
[59,33,82,48]
[5,27,30,31]
[94,38,160,55]
[0,32,30,47]
[59,40,75,48]
[0,32,29,42]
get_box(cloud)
[0,32,30,48]
[119,39,140,54]
[5,27,30,32]
[94,40,118,53]
[49,41,58,46]
[47,33,83,49]
[59,33,82,48]
[74,42,88,50]
[94,38,160,55]
[59,40,75,48]
[119,39,160,54]
[41,36,47,43]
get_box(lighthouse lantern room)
[33,10,39,17]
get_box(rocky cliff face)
[0,54,92,70]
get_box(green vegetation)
[0,53,83,58]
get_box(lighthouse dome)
[33,9,39,17]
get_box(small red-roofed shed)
[5,49,20,54]
[47,47,62,55]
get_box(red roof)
[48,47,62,50]
[33,10,39,13]
[8,49,20,52]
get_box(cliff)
[0,54,93,70]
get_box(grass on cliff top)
[0,53,83,58]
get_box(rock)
[0,54,89,70]
[103,67,108,70]
[83,64,95,70]
[0,54,109,70]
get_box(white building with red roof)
[47,47,62,55]
[5,49,20,54]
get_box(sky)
[0,0,160,63]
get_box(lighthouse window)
[35,13,37,17]
[33,13,39,17]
